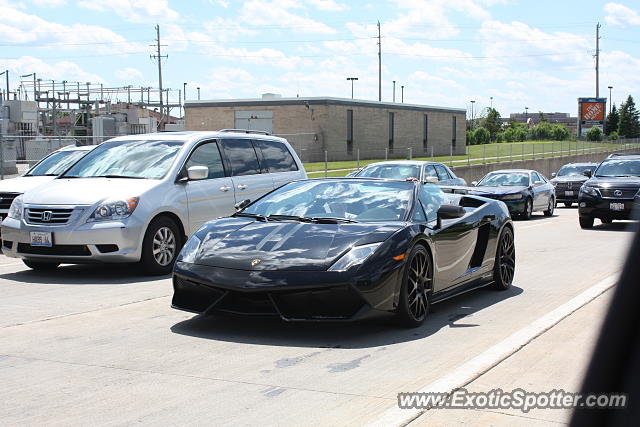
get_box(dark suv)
[551,162,599,207]
[578,153,640,228]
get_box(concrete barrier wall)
[449,147,639,183]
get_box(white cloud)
[239,0,337,34]
[76,0,179,23]
[307,0,349,11]
[29,0,68,6]
[604,2,640,27]
[115,67,144,81]
[0,56,105,83]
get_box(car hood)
[192,217,404,271]
[0,176,56,194]
[551,176,588,184]
[22,178,160,205]
[468,185,528,195]
[586,176,640,189]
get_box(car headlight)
[580,185,599,197]
[87,197,139,222]
[328,242,382,272]
[7,195,23,219]
[501,193,524,200]
[178,235,201,264]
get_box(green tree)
[605,104,619,135]
[473,127,490,145]
[585,126,603,141]
[551,124,569,141]
[466,130,475,145]
[538,111,547,122]
[482,108,502,141]
[618,95,640,138]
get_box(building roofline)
[184,96,465,114]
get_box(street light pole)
[470,100,475,129]
[183,82,187,102]
[401,85,404,103]
[490,96,493,108]
[608,86,613,113]
[525,106,529,125]
[346,77,358,99]
[197,87,201,100]
[392,80,396,102]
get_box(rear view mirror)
[235,199,251,212]
[187,166,208,181]
[583,169,592,178]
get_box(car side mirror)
[235,199,251,212]
[551,172,557,177]
[187,165,208,181]
[583,169,592,178]
[471,181,478,186]
[424,176,439,184]
[436,204,465,229]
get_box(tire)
[579,216,594,229]
[396,244,432,328]
[564,202,573,208]
[520,198,533,220]
[601,218,612,224]
[492,227,515,290]
[140,216,182,275]
[543,197,555,216]
[23,259,60,270]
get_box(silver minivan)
[1,131,307,274]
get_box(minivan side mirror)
[583,169,592,178]
[235,199,251,212]
[187,166,208,181]
[551,172,557,177]
[424,176,439,184]
[471,181,478,186]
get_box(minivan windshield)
[594,159,640,178]
[62,140,183,179]
[26,149,89,176]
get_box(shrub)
[473,127,490,145]
[609,131,618,141]
[585,126,603,141]
[551,124,570,141]
[466,130,475,145]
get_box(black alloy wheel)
[521,198,533,220]
[397,245,433,328]
[140,216,182,275]
[544,197,555,216]
[579,216,594,229]
[492,227,515,290]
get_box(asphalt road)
[0,208,635,426]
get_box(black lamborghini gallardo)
[172,178,515,327]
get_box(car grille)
[555,182,581,190]
[599,188,639,199]
[25,208,74,225]
[0,192,20,210]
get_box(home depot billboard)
[578,97,606,136]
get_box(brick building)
[184,96,466,162]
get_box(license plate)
[30,231,52,247]
[564,191,574,196]
[610,202,625,211]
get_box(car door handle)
[219,186,231,192]
[237,184,248,190]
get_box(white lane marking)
[368,274,618,427]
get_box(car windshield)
[557,165,595,177]
[356,164,421,180]
[242,180,415,222]
[26,149,89,176]
[62,140,183,179]
[594,159,640,177]
[478,172,530,186]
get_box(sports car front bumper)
[172,260,404,321]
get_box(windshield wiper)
[309,217,358,223]
[91,175,146,179]
[234,212,268,221]
[267,214,313,222]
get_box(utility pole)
[595,22,601,98]
[0,70,8,101]
[151,24,167,130]
[377,21,381,102]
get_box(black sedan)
[470,169,556,219]
[171,179,515,327]
[550,162,599,207]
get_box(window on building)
[423,114,428,152]
[347,109,354,155]
[452,116,457,149]
[389,112,395,152]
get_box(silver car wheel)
[152,226,176,266]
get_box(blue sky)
[1,0,639,120]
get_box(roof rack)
[607,153,640,158]
[218,129,271,135]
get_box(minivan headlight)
[8,195,23,219]
[88,197,139,222]
[328,242,382,272]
